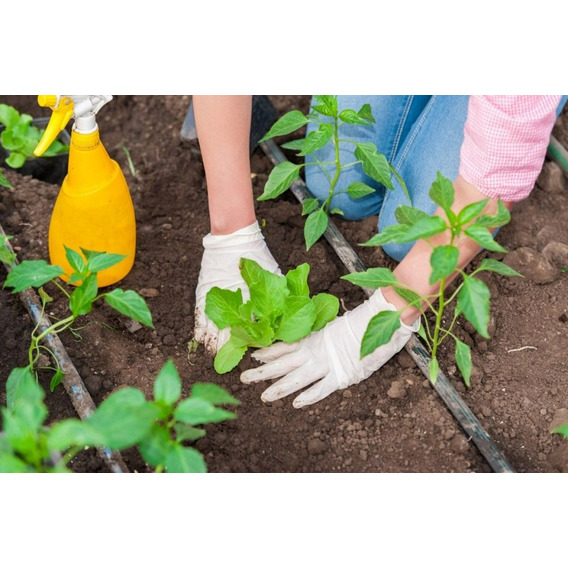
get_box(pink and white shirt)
[459,95,562,202]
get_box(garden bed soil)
[1,95,568,473]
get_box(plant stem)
[324,117,342,214]
[431,277,446,360]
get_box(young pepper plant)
[3,246,153,391]
[258,95,410,250]
[1,360,239,473]
[341,171,523,386]
[205,259,339,374]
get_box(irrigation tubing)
[547,135,568,175]
[1,222,129,473]
[261,139,515,474]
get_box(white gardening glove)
[240,288,419,408]
[194,221,281,354]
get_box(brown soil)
[1,95,568,473]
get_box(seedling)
[0,103,68,169]
[258,95,409,250]
[0,360,238,473]
[205,259,340,374]
[121,143,137,178]
[0,168,11,189]
[3,246,153,391]
[341,171,523,386]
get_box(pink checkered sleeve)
[459,95,562,202]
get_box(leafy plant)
[0,233,16,266]
[205,258,340,374]
[0,168,11,189]
[258,95,409,250]
[0,103,68,169]
[3,246,153,391]
[341,171,522,386]
[0,360,238,473]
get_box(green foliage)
[205,259,339,374]
[0,168,11,189]
[0,360,238,473]
[0,103,68,168]
[259,95,409,251]
[0,234,16,266]
[3,246,153,392]
[342,171,522,387]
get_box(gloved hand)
[240,288,419,408]
[194,221,281,354]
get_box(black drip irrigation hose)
[548,135,568,175]
[261,139,515,474]
[0,222,129,473]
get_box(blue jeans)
[305,95,568,262]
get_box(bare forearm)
[382,175,513,325]
[193,95,256,234]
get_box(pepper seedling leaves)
[454,339,472,387]
[259,110,309,142]
[69,273,98,317]
[354,142,393,189]
[81,248,128,274]
[457,274,490,338]
[429,245,459,285]
[298,123,334,156]
[164,445,207,473]
[4,260,64,293]
[154,359,182,406]
[258,161,302,201]
[104,288,154,328]
[304,207,329,251]
[360,310,402,358]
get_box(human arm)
[192,96,280,353]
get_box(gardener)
[192,95,568,409]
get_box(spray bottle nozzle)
[34,95,113,157]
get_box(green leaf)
[393,287,423,309]
[260,110,309,142]
[154,359,182,406]
[48,418,105,451]
[396,215,448,244]
[0,104,20,128]
[394,205,429,226]
[232,320,274,348]
[312,96,338,117]
[302,197,320,215]
[341,267,397,290]
[191,383,240,406]
[165,445,207,473]
[49,368,64,392]
[6,366,42,412]
[360,310,402,358]
[174,397,237,426]
[64,246,86,275]
[86,388,159,450]
[464,225,507,253]
[330,207,344,216]
[357,103,375,123]
[174,424,207,443]
[138,424,173,467]
[312,293,339,331]
[1,407,44,458]
[552,423,568,439]
[354,142,393,188]
[104,289,154,328]
[4,260,64,293]
[476,200,511,228]
[347,181,376,199]
[205,286,244,329]
[213,335,248,374]
[239,257,267,290]
[339,108,372,125]
[5,151,26,169]
[457,199,490,226]
[274,296,316,342]
[248,268,289,319]
[258,161,302,201]
[360,224,409,247]
[429,171,454,210]
[304,207,329,251]
[0,453,30,473]
[81,249,128,274]
[457,275,490,338]
[280,139,305,151]
[0,168,12,189]
[298,123,334,156]
[285,263,310,297]
[429,245,459,285]
[2,129,25,152]
[455,339,472,387]
[477,258,523,277]
[429,357,439,383]
[69,273,98,317]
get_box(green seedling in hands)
[3,246,153,392]
[205,259,340,374]
[0,360,238,473]
[258,95,409,251]
[0,103,68,169]
[342,171,523,387]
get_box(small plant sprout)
[258,95,410,251]
[341,171,523,386]
[0,168,11,189]
[0,360,238,473]
[3,246,154,392]
[0,103,68,169]
[205,259,340,374]
[121,143,137,178]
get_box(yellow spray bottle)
[34,95,136,287]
